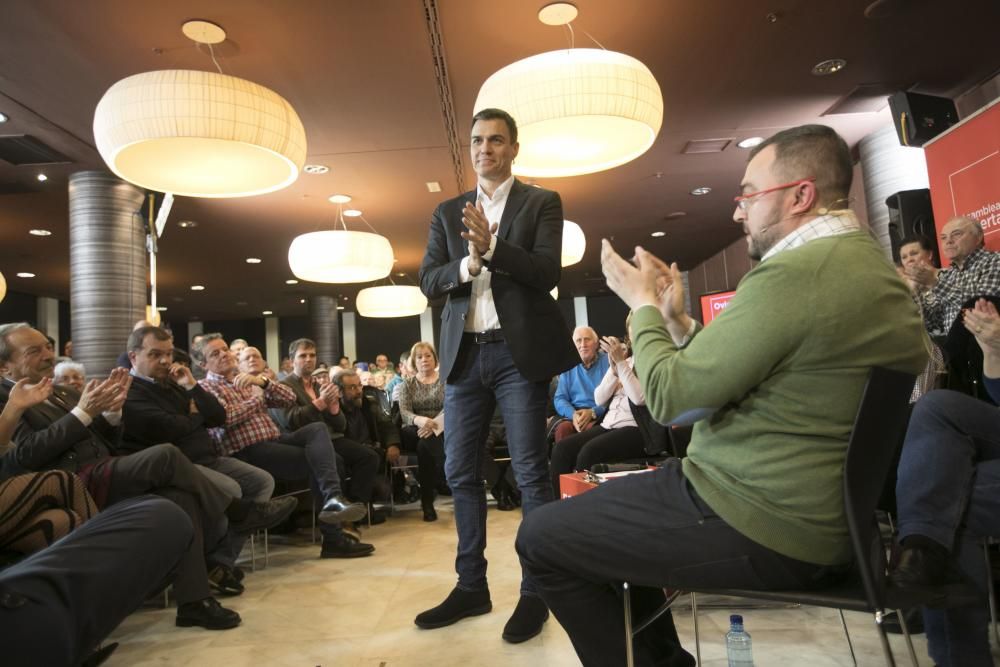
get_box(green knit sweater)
[632,232,928,565]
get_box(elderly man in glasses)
[516,124,930,666]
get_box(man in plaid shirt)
[194,334,374,558]
[905,216,1000,337]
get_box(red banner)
[699,290,735,325]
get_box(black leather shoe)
[415,587,492,629]
[208,564,245,596]
[319,496,367,524]
[890,545,957,589]
[367,504,388,525]
[230,496,297,534]
[882,608,924,635]
[502,594,549,643]
[176,597,241,630]
[422,499,438,522]
[320,532,375,558]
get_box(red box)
[559,472,598,498]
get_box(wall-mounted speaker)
[888,91,958,147]
[886,188,936,264]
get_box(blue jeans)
[896,390,1000,667]
[444,337,552,595]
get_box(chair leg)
[873,610,898,667]
[623,582,635,667]
[838,609,857,666]
[984,540,1000,647]
[894,607,919,667]
[691,592,701,666]
[249,532,256,572]
[264,528,270,568]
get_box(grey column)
[68,171,146,377]
[308,295,340,366]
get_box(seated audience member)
[191,333,207,380]
[0,323,291,630]
[122,326,291,594]
[63,340,72,359]
[2,495,195,667]
[229,338,248,358]
[398,341,447,522]
[906,215,1000,337]
[895,235,947,401]
[338,356,351,370]
[549,325,647,497]
[53,360,86,392]
[515,124,929,665]
[385,351,411,405]
[369,353,396,390]
[891,297,1000,667]
[195,336,373,558]
[279,339,381,518]
[277,356,293,380]
[313,365,330,388]
[115,319,157,368]
[173,346,194,368]
[552,327,610,442]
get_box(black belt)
[466,329,504,344]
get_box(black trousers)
[400,425,445,504]
[333,437,380,504]
[517,459,831,666]
[0,495,192,667]
[549,425,645,496]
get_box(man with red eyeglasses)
[516,124,930,666]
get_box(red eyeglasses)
[734,177,816,211]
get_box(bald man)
[552,327,611,442]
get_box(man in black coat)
[416,108,578,642]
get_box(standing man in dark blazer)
[416,108,577,642]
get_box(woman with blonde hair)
[397,341,446,521]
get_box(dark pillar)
[308,295,340,366]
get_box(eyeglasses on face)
[734,177,816,211]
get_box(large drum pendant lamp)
[288,231,394,284]
[93,69,306,198]
[474,48,663,178]
[562,219,586,266]
[356,285,428,318]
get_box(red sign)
[699,290,736,325]
[924,99,1000,267]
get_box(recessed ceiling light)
[36,174,48,182]
[177,220,198,228]
[690,187,712,196]
[651,231,666,238]
[663,211,687,220]
[156,306,168,311]
[245,257,262,264]
[737,137,764,148]
[29,229,52,236]
[304,164,329,174]
[337,306,345,310]
[262,310,273,315]
[397,272,406,277]
[236,301,248,306]
[0,112,8,123]
[16,272,35,278]
[285,279,299,284]
[299,298,306,304]
[190,285,205,291]
[343,208,362,217]
[426,181,442,192]
[812,58,847,76]
[328,194,352,204]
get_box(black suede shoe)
[318,495,367,524]
[320,532,375,558]
[502,594,549,643]
[208,564,245,596]
[230,496,297,534]
[890,544,957,589]
[175,597,241,630]
[414,587,492,629]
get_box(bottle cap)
[730,614,743,625]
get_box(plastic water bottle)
[726,614,754,666]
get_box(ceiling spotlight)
[0,112,8,123]
[299,298,306,304]
[285,279,299,284]
[16,272,35,278]
[304,164,329,174]
[29,229,52,236]
[811,58,847,76]
[262,310,273,316]
[190,285,205,291]
[651,231,666,238]
[337,306,345,310]
[245,257,262,264]
[426,181,442,192]
[328,194,352,204]
[690,187,712,196]
[36,174,48,182]
[737,137,764,149]
[177,220,198,228]
[343,209,362,217]
[156,306,168,311]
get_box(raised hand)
[169,362,197,389]
[7,377,53,410]
[600,336,627,366]
[460,200,493,254]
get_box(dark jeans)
[332,437,380,504]
[444,337,552,595]
[517,460,830,666]
[896,390,1000,667]
[0,496,192,667]
[400,425,445,503]
[550,425,645,496]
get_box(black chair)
[623,367,979,666]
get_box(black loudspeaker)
[886,189,936,264]
[888,91,958,147]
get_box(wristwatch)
[260,376,271,389]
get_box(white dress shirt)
[458,175,515,333]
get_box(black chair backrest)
[842,366,916,610]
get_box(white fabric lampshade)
[562,220,586,266]
[0,271,6,304]
[94,69,307,198]
[475,48,662,178]
[356,285,428,318]
[288,231,394,284]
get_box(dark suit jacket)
[419,178,577,382]
[121,377,226,464]
[280,372,348,438]
[0,380,120,479]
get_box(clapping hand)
[600,336,628,367]
[77,368,131,417]
[963,299,1000,355]
[903,261,939,289]
[7,377,53,410]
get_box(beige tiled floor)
[105,501,991,666]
